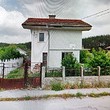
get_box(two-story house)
[22,15,92,69]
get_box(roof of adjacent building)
[22,15,92,31]
[106,46,110,50]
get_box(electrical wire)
[82,8,110,19]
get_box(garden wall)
[43,76,110,87]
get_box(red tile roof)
[22,17,92,29]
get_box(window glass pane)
[39,33,44,41]
[62,52,72,60]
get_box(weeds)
[0,92,110,101]
[50,81,110,90]
[51,82,64,91]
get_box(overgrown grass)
[6,67,24,79]
[28,72,40,77]
[49,81,110,90]
[51,82,64,91]
[6,67,40,79]
[0,92,110,101]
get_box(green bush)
[0,45,23,60]
[51,82,64,91]
[90,48,110,67]
[62,53,80,69]
[61,53,80,76]
[46,71,62,77]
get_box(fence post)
[2,63,5,79]
[80,66,84,83]
[97,66,101,82]
[41,66,45,88]
[1,63,5,88]
[40,63,42,87]
[24,61,28,88]
[62,66,65,82]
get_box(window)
[42,53,47,66]
[39,33,44,42]
[62,52,72,60]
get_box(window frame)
[62,52,73,60]
[39,33,44,42]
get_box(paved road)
[0,96,110,110]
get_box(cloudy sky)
[0,0,110,43]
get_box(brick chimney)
[49,15,56,19]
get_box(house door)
[42,53,47,67]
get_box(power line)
[82,8,110,19]
[95,11,110,17]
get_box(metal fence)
[45,67,62,77]
[0,61,42,89]
[45,66,110,77]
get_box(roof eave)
[22,24,92,31]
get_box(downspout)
[47,25,50,68]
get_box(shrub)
[51,82,64,91]
[61,53,80,76]
[46,71,62,77]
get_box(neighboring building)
[106,46,110,51]
[22,15,92,69]
[16,48,27,56]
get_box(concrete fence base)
[41,66,110,88]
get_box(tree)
[0,46,22,60]
[82,35,110,50]
[80,50,93,64]
[61,53,80,76]
[89,48,110,67]
[61,53,80,69]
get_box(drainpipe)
[47,25,50,68]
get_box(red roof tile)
[22,17,92,29]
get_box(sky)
[0,0,110,43]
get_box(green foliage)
[24,96,31,100]
[51,82,64,91]
[80,50,93,64]
[6,68,24,79]
[82,34,110,50]
[89,48,110,67]
[76,92,83,98]
[61,53,80,76]
[61,53,80,69]
[0,45,22,60]
[28,72,40,77]
[46,71,62,77]
[0,42,31,57]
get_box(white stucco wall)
[50,30,82,49]
[31,30,48,65]
[48,30,82,68]
[31,29,82,68]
